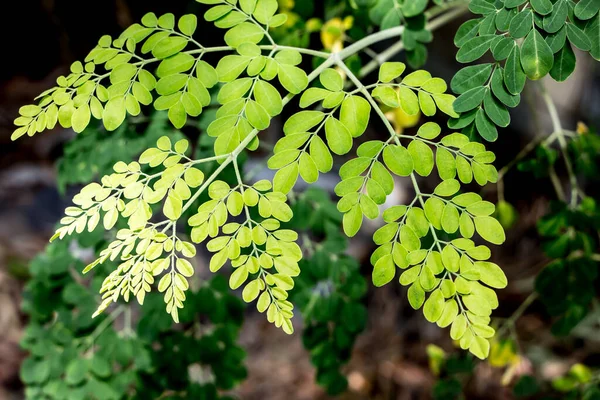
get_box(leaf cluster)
[452,0,600,141]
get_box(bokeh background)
[1,1,600,399]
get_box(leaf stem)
[538,81,582,207]
[495,292,538,339]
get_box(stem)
[497,132,553,181]
[358,4,469,78]
[84,305,124,351]
[538,82,581,207]
[495,292,538,338]
[336,61,401,147]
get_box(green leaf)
[408,281,426,309]
[373,86,399,107]
[423,289,445,322]
[456,35,496,63]
[379,62,406,82]
[566,23,592,51]
[383,145,413,176]
[530,0,553,15]
[434,179,461,197]
[451,64,494,95]
[152,36,188,59]
[438,299,459,327]
[66,359,87,385]
[103,98,126,131]
[340,95,371,138]
[492,37,515,60]
[441,203,460,233]
[246,100,271,130]
[491,68,520,108]
[543,0,568,33]
[474,216,506,245]
[168,101,187,129]
[450,314,468,340]
[584,13,600,60]
[254,80,282,116]
[477,261,508,288]
[469,336,490,359]
[278,64,308,94]
[309,136,333,173]
[273,162,299,194]
[455,19,482,47]
[157,53,195,78]
[436,147,456,180]
[403,0,428,17]
[408,140,434,176]
[509,10,533,38]
[299,87,329,107]
[402,70,433,87]
[325,117,352,155]
[546,26,568,53]
[320,68,343,91]
[433,94,459,118]
[164,192,183,220]
[575,0,600,20]
[216,55,251,82]
[298,153,318,183]
[550,44,576,81]
[343,204,363,237]
[521,29,554,80]
[453,87,486,113]
[419,92,437,116]
[284,111,324,137]
[483,91,510,128]
[242,280,261,302]
[253,0,278,24]
[373,254,395,287]
[178,14,198,36]
[224,22,264,47]
[417,122,441,139]
[72,104,91,133]
[398,87,420,115]
[504,46,527,94]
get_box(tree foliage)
[12,0,600,397]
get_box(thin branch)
[538,81,582,207]
[496,292,538,339]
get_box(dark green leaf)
[483,90,510,127]
[491,68,520,107]
[454,19,482,47]
[509,10,533,38]
[504,0,527,7]
[584,13,600,60]
[475,108,498,141]
[546,26,567,53]
[448,109,477,129]
[469,0,497,15]
[496,8,518,31]
[492,37,515,60]
[567,23,592,51]
[453,87,487,113]
[543,0,568,33]
[575,0,600,20]
[479,13,498,35]
[456,35,496,63]
[549,43,576,81]
[451,64,493,94]
[530,0,553,15]
[403,0,428,17]
[520,29,554,80]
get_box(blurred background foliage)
[1,0,599,399]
